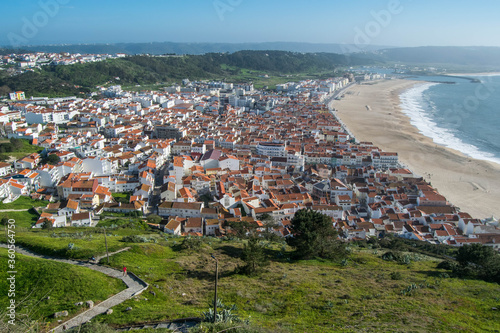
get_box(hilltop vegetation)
[0,51,374,97]
[2,223,499,332]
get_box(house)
[14,153,40,169]
[71,212,93,227]
[200,149,222,170]
[184,217,203,234]
[58,199,80,216]
[0,162,13,176]
[164,217,182,235]
[158,201,203,218]
[134,183,152,199]
[34,213,67,228]
[160,182,177,201]
[205,219,220,236]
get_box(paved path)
[91,246,132,264]
[0,244,148,332]
[0,209,31,212]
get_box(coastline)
[332,79,500,220]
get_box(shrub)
[121,235,151,243]
[437,260,458,271]
[180,236,204,251]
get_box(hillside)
[0,51,374,97]
[0,248,126,328]
[3,226,500,332]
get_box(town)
[0,53,498,251]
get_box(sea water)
[399,75,500,165]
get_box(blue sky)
[1,0,500,47]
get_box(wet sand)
[332,79,500,219]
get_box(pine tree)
[241,237,268,275]
[287,209,347,260]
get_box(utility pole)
[211,254,218,323]
[103,228,109,264]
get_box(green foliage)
[381,251,411,265]
[454,243,500,283]
[287,209,347,260]
[180,236,204,251]
[146,214,162,224]
[437,260,458,271]
[121,235,153,243]
[240,237,269,275]
[41,219,53,230]
[201,299,245,324]
[376,235,457,259]
[390,271,403,280]
[0,51,373,97]
[66,322,116,333]
[190,321,271,333]
[0,139,41,158]
[0,195,48,210]
[226,221,256,238]
[0,248,125,324]
[45,154,61,165]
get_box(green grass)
[0,248,126,326]
[0,196,49,210]
[3,230,500,332]
[5,227,155,260]
[0,138,43,160]
[1,209,39,228]
[87,240,500,332]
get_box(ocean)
[399,75,500,165]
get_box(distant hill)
[0,50,375,97]
[20,41,393,55]
[378,46,500,68]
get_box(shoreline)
[332,79,500,220]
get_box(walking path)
[0,209,32,212]
[0,244,148,332]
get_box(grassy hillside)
[0,248,126,326]
[4,228,499,332]
[95,241,500,332]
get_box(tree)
[241,237,269,275]
[146,214,162,224]
[287,209,347,260]
[41,219,53,230]
[46,154,61,165]
[454,243,500,283]
[1,217,9,225]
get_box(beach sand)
[332,79,500,220]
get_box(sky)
[1,0,500,48]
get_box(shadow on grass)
[416,270,450,278]
[218,245,243,258]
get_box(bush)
[381,251,411,265]
[390,272,403,280]
[437,260,458,271]
[121,235,151,243]
[180,236,204,251]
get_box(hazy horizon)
[2,0,500,49]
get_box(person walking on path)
[123,266,127,276]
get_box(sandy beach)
[332,79,500,220]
